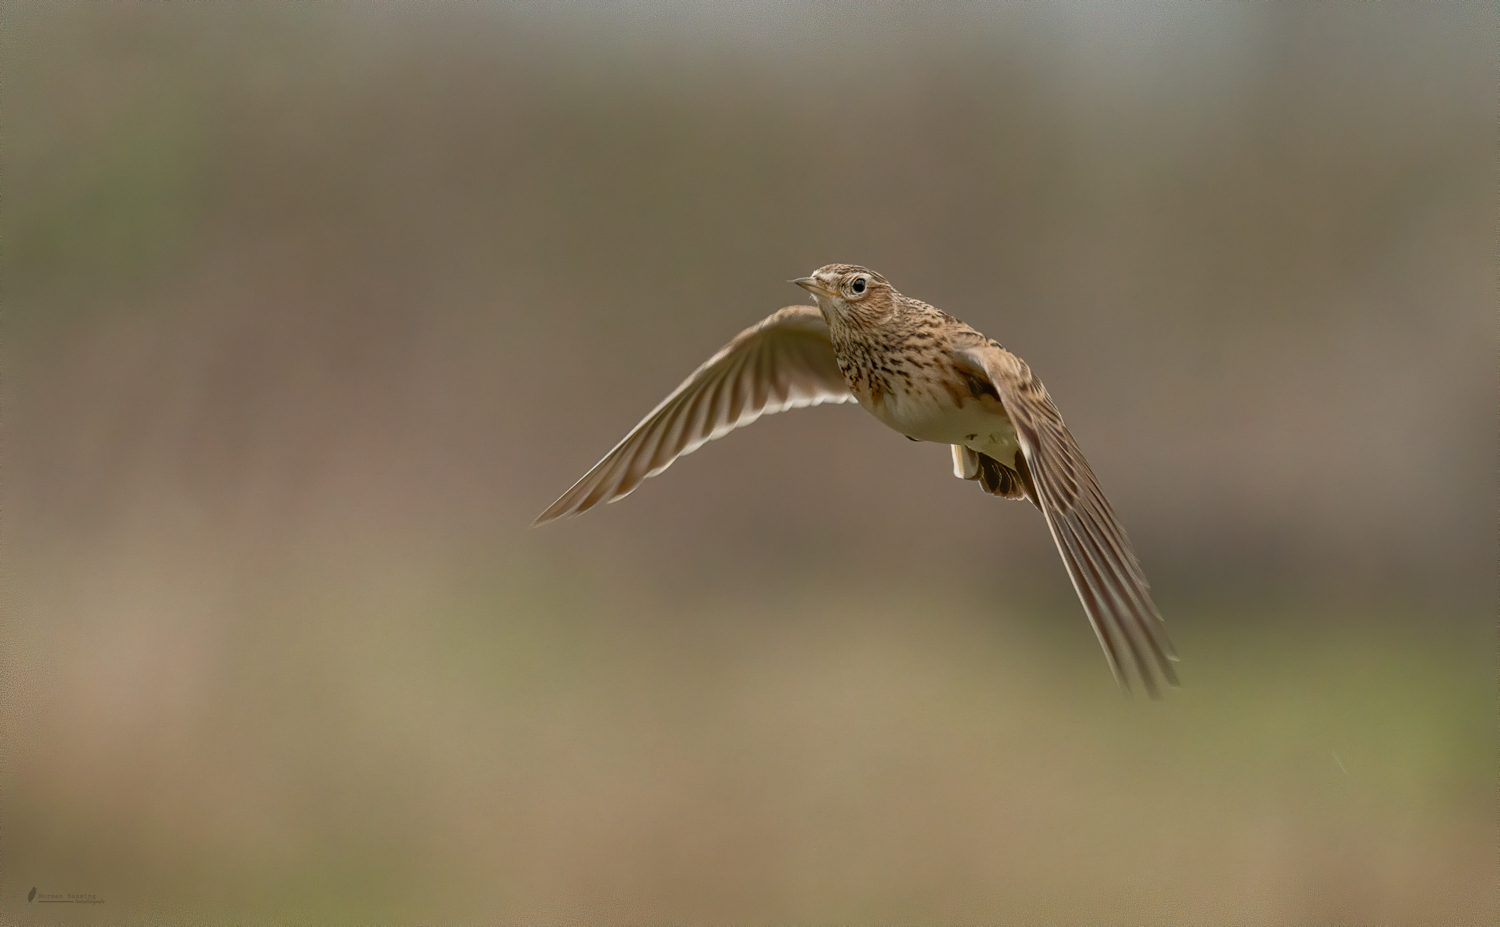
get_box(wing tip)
[1114,648,1182,700]
[532,492,596,526]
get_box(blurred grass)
[8,518,1491,924]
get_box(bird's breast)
[841,349,1018,457]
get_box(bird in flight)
[536,264,1178,696]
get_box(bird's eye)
[849,277,867,295]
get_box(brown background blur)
[3,3,1493,925]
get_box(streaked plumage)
[536,264,1178,696]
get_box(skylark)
[536,264,1178,696]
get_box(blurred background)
[3,3,1493,924]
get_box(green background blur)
[3,4,1493,925]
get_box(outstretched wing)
[959,346,1179,697]
[535,305,854,523]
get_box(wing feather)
[961,347,1179,696]
[535,305,854,523]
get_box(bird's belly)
[866,388,1020,459]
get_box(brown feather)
[534,305,854,523]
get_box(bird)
[535,264,1178,696]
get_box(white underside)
[866,389,1022,462]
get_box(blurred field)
[3,4,1494,925]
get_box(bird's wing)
[535,305,854,523]
[958,345,1178,697]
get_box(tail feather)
[951,445,1031,502]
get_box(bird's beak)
[792,276,832,296]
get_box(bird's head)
[793,264,896,327]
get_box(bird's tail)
[951,445,1032,502]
